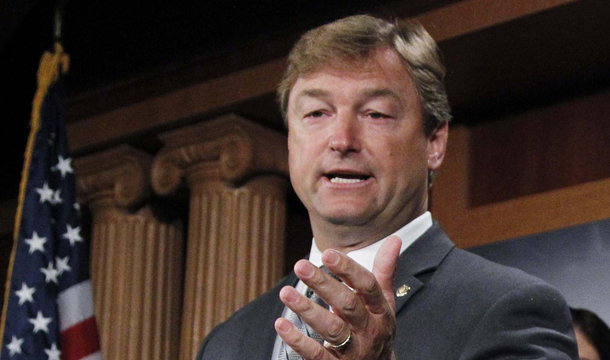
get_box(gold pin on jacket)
[396,285,411,297]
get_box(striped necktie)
[277,266,340,360]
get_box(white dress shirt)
[271,212,433,359]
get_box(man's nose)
[329,114,361,155]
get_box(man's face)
[287,48,447,237]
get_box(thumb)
[372,236,402,310]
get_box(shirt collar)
[308,211,432,272]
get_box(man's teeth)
[330,177,365,184]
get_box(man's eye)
[369,112,389,119]
[307,111,324,118]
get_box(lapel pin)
[396,284,411,297]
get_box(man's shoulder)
[416,223,551,293]
[434,244,559,303]
[196,273,296,360]
[394,232,577,359]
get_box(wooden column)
[75,145,184,360]
[152,114,289,360]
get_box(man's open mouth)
[326,173,371,184]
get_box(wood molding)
[66,0,577,154]
[152,116,290,360]
[74,145,153,210]
[77,144,185,360]
[432,126,610,248]
[415,0,577,41]
[68,59,286,153]
[151,114,289,196]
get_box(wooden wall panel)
[415,0,576,41]
[433,89,610,248]
[65,0,583,154]
[470,89,610,207]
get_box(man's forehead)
[293,48,410,88]
[291,68,412,106]
[293,86,402,103]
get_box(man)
[197,15,578,360]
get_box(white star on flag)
[28,310,52,334]
[6,336,23,356]
[44,342,61,360]
[40,262,59,284]
[62,224,83,246]
[4,50,102,360]
[52,189,63,205]
[56,256,72,276]
[24,231,47,254]
[54,155,73,178]
[15,282,35,305]
[35,182,54,203]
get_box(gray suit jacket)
[197,223,578,359]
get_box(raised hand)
[275,236,402,360]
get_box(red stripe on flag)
[60,316,101,360]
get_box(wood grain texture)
[470,90,610,207]
[152,117,289,360]
[179,177,287,360]
[65,0,578,154]
[68,60,286,153]
[75,145,185,360]
[415,0,577,41]
[89,207,184,360]
[433,123,610,248]
[151,114,289,196]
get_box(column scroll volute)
[151,113,288,195]
[75,145,153,211]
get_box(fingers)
[372,236,402,311]
[280,240,400,360]
[294,259,369,330]
[318,239,399,316]
[279,286,351,345]
[274,317,332,360]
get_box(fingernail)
[299,261,315,278]
[283,289,298,303]
[276,319,290,332]
[324,250,340,265]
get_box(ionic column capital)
[75,145,153,210]
[152,114,288,195]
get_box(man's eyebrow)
[360,88,402,103]
[296,88,331,99]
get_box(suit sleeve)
[458,282,578,360]
[195,321,230,360]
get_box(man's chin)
[319,211,375,227]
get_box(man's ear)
[427,121,449,171]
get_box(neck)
[311,207,427,253]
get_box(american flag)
[0,44,101,360]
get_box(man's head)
[282,15,450,249]
[278,15,451,136]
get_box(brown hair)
[571,308,610,360]
[278,15,451,135]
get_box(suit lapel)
[393,222,455,314]
[235,228,454,358]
